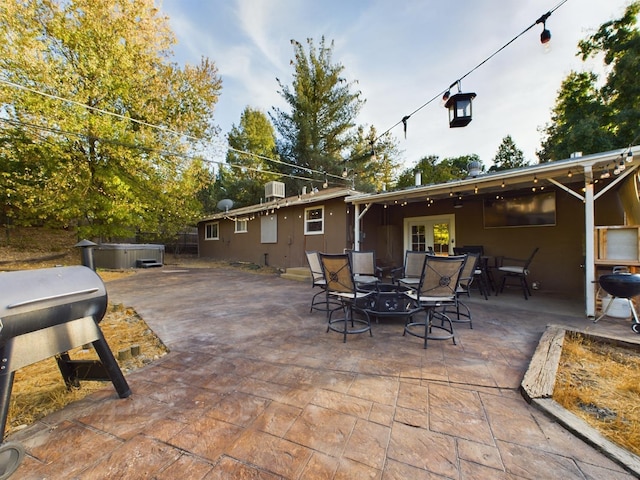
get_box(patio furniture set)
[305,250,478,348]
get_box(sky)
[159,0,633,171]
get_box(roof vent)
[265,181,285,202]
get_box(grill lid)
[598,273,640,299]
[0,266,107,341]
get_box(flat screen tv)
[483,191,556,228]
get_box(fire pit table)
[357,283,423,321]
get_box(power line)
[0,77,348,184]
[0,78,199,141]
[373,0,570,145]
[0,117,348,187]
[2,1,571,181]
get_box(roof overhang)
[345,146,640,206]
[199,187,359,223]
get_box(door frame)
[403,214,456,254]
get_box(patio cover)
[345,146,640,318]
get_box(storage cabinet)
[595,225,640,266]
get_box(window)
[304,206,324,235]
[235,219,248,233]
[204,222,219,240]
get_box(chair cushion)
[354,274,379,284]
[406,292,455,305]
[498,266,528,275]
[328,290,372,300]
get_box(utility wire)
[1,1,570,180]
[0,76,346,184]
[0,117,347,187]
[373,0,570,145]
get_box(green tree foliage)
[490,135,527,171]
[218,107,279,208]
[538,2,639,161]
[346,126,401,193]
[270,37,365,194]
[0,0,222,239]
[395,154,482,189]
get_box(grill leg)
[0,371,15,441]
[593,295,616,323]
[91,331,131,399]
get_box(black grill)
[0,266,131,478]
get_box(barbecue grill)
[0,266,131,478]
[594,272,640,334]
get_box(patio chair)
[347,250,383,288]
[320,253,374,342]
[443,252,480,328]
[305,251,340,316]
[497,247,539,300]
[454,247,489,300]
[392,249,433,289]
[404,254,467,348]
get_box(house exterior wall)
[198,197,353,270]
[359,184,625,295]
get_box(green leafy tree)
[345,126,401,192]
[538,2,639,161]
[0,0,222,239]
[270,37,365,194]
[221,107,279,207]
[490,135,527,171]
[395,154,482,189]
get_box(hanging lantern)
[444,92,476,128]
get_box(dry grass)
[553,332,640,456]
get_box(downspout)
[584,165,595,318]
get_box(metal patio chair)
[497,247,539,300]
[392,249,433,290]
[443,252,480,328]
[320,253,374,342]
[404,254,467,348]
[305,251,340,316]
[347,250,383,288]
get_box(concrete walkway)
[9,267,638,479]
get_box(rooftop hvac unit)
[265,181,285,201]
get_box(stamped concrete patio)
[9,266,638,479]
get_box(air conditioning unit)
[265,181,285,201]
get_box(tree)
[0,0,222,239]
[490,135,527,171]
[395,154,482,189]
[270,37,365,194]
[220,107,279,207]
[345,126,401,192]
[537,72,613,161]
[538,2,640,161]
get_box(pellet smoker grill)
[0,266,131,478]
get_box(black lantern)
[444,92,476,128]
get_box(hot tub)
[92,243,164,269]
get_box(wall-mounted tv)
[483,191,556,228]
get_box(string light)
[536,12,552,45]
